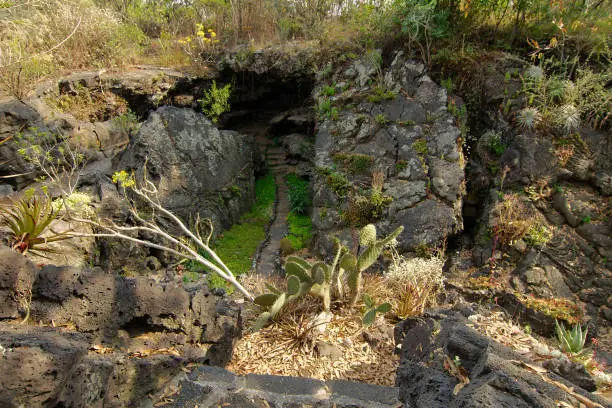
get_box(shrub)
[326,171,350,198]
[199,81,231,123]
[493,194,535,245]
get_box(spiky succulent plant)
[516,107,542,130]
[555,320,588,354]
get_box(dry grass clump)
[381,244,445,319]
[0,0,145,98]
[493,193,537,245]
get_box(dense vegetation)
[1,0,609,99]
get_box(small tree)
[72,167,254,300]
[12,131,254,300]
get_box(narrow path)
[256,145,291,275]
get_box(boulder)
[116,106,256,233]
[0,245,37,319]
[395,308,609,408]
[0,325,90,407]
[30,265,241,358]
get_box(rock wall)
[0,246,242,407]
[312,52,465,256]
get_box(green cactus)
[253,223,403,329]
[342,224,404,304]
[362,293,391,326]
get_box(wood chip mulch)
[227,313,398,386]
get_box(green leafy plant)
[199,80,231,123]
[555,320,588,354]
[488,132,506,156]
[325,171,350,198]
[412,139,429,155]
[367,86,397,103]
[362,293,391,326]
[321,84,336,96]
[375,114,389,125]
[0,195,71,256]
[112,110,140,134]
[317,98,339,120]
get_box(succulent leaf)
[254,293,278,307]
[339,253,357,271]
[265,283,282,295]
[357,245,381,272]
[269,293,287,317]
[253,311,271,331]
[286,256,312,270]
[287,275,300,296]
[363,308,378,326]
[285,261,312,283]
[377,302,391,313]
[360,224,377,247]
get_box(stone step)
[152,366,401,408]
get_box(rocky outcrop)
[219,42,319,79]
[116,106,257,232]
[395,307,610,408]
[0,247,242,407]
[0,245,241,355]
[312,52,465,256]
[0,324,200,408]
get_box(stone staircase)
[149,366,401,408]
[256,146,292,275]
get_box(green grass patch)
[286,212,312,250]
[199,175,276,292]
[367,86,397,103]
[285,173,311,214]
[333,153,374,174]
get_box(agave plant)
[516,107,542,130]
[557,104,581,134]
[555,320,588,354]
[0,195,71,256]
